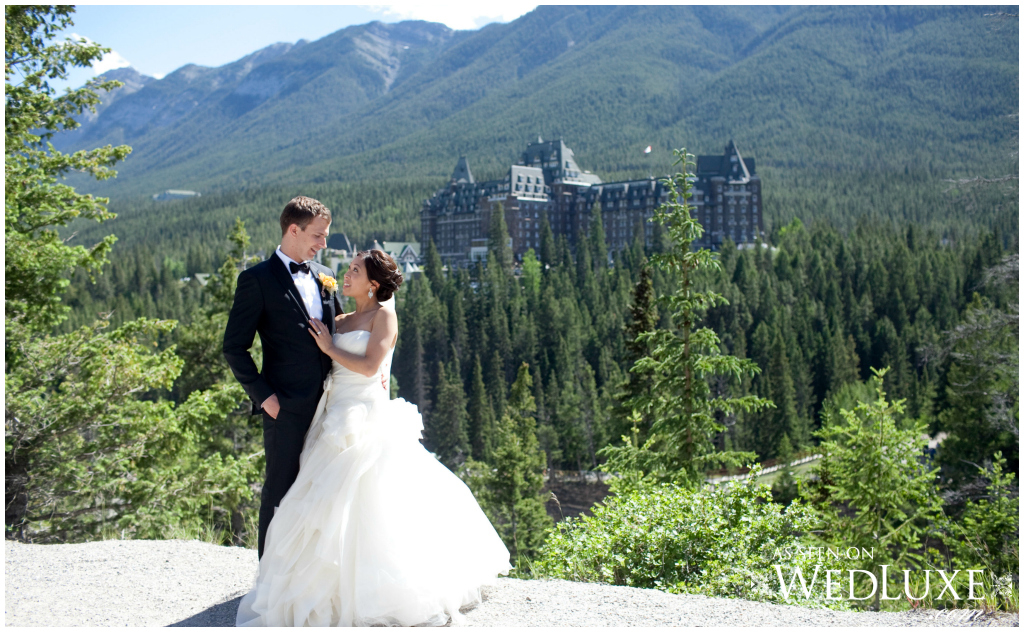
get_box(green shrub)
[534,469,847,608]
[946,452,1018,577]
[801,367,944,610]
[937,452,1019,612]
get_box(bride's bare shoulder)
[372,304,398,349]
[373,304,398,328]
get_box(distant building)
[374,240,422,279]
[319,248,355,275]
[420,138,764,266]
[327,233,355,252]
[318,233,354,273]
[692,140,763,251]
[152,189,201,201]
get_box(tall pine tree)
[424,358,470,470]
[467,354,496,461]
[476,363,552,562]
[611,262,659,442]
[599,149,771,490]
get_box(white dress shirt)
[275,247,323,321]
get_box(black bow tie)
[289,261,310,275]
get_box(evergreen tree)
[485,258,512,372]
[821,320,860,399]
[872,316,911,401]
[942,452,1019,587]
[801,367,943,611]
[598,149,770,491]
[488,203,513,273]
[424,359,471,470]
[5,8,256,542]
[173,218,261,400]
[477,363,552,562]
[394,278,441,412]
[761,328,806,457]
[487,348,508,420]
[445,282,469,364]
[556,234,573,269]
[520,248,542,312]
[575,224,593,290]
[410,314,428,411]
[423,238,445,295]
[531,364,561,470]
[467,354,496,461]
[539,211,556,266]
[509,287,538,370]
[4,6,130,339]
[611,262,659,442]
[770,433,798,505]
[588,201,608,272]
[932,286,1019,481]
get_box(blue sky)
[56,4,538,91]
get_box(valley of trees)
[57,176,1019,481]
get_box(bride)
[236,249,511,627]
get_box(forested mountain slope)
[63,5,1016,200]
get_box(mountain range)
[62,5,1017,201]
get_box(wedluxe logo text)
[772,547,987,601]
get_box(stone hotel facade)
[420,138,763,266]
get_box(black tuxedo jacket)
[223,254,343,418]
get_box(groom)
[223,195,342,558]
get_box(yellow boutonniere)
[318,272,338,296]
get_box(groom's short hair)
[280,196,331,234]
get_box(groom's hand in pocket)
[262,394,281,419]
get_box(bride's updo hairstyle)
[358,249,403,301]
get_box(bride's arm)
[308,311,397,378]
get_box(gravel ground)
[5,539,1018,627]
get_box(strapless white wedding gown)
[236,330,511,627]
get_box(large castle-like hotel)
[420,138,763,266]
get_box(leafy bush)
[534,469,846,608]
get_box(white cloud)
[365,2,537,31]
[93,49,132,75]
[69,33,132,75]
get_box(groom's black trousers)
[258,408,313,558]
